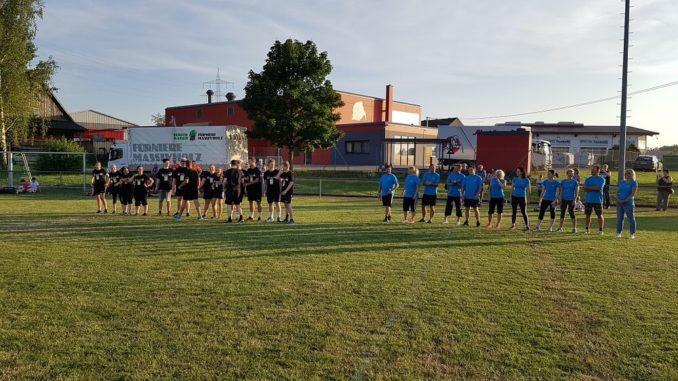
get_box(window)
[346,140,369,154]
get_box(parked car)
[633,155,663,171]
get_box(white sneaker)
[555,227,563,232]
[265,217,273,222]
[617,233,622,239]
[630,234,635,240]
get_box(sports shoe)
[277,217,282,223]
[226,218,233,224]
[265,217,273,222]
[571,228,577,234]
[173,214,181,221]
[383,217,388,223]
[509,225,516,231]
[427,220,432,224]
[286,219,295,225]
[547,227,553,232]
[599,230,604,236]
[237,216,244,223]
[442,219,449,224]
[534,226,540,232]
[186,213,190,217]
[462,221,469,226]
[617,233,622,238]
[387,216,392,222]
[198,215,204,221]
[555,227,563,232]
[495,224,501,229]
[476,221,481,227]
[96,210,101,214]
[585,229,590,234]
[104,209,108,214]
[456,220,461,226]
[142,213,147,216]
[419,218,426,223]
[257,216,262,221]
[158,211,162,216]
[247,216,254,221]
[629,234,635,240]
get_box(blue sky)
[36,0,678,146]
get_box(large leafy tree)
[241,39,344,162]
[0,0,57,166]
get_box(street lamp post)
[618,0,631,184]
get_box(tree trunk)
[287,148,294,165]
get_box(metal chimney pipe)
[206,89,214,104]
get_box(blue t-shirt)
[541,179,560,201]
[618,180,638,206]
[403,175,421,198]
[446,172,465,197]
[422,172,441,196]
[489,178,506,199]
[560,179,579,201]
[379,173,398,196]
[462,175,484,200]
[584,176,606,204]
[511,178,531,197]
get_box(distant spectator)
[601,164,611,209]
[17,178,30,193]
[29,177,40,193]
[656,169,673,211]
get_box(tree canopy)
[241,39,344,162]
[1,0,57,165]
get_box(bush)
[35,138,85,172]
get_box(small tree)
[151,112,165,126]
[241,39,344,163]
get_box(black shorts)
[381,193,393,207]
[585,203,603,217]
[464,198,479,208]
[225,189,242,205]
[93,184,106,194]
[267,191,281,204]
[202,187,213,200]
[488,197,504,214]
[134,191,148,207]
[213,188,224,199]
[182,187,198,201]
[281,192,293,204]
[403,197,416,212]
[247,188,262,202]
[175,188,184,198]
[422,194,437,206]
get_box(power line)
[461,79,678,120]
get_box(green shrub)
[35,138,85,172]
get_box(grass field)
[0,191,677,380]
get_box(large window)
[346,140,369,154]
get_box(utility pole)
[618,0,631,184]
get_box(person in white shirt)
[29,177,40,193]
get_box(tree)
[151,112,165,126]
[241,39,344,163]
[0,0,57,166]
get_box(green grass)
[1,191,677,380]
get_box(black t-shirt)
[110,171,121,186]
[280,171,294,193]
[121,172,134,190]
[224,168,243,191]
[185,169,200,192]
[173,167,188,186]
[155,168,173,191]
[264,169,280,192]
[244,167,262,189]
[92,169,107,185]
[133,173,150,191]
[212,173,224,192]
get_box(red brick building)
[164,85,438,167]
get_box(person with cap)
[173,159,203,221]
[155,158,173,216]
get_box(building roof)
[422,117,463,127]
[495,122,659,136]
[70,109,138,130]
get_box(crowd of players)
[378,163,639,238]
[90,157,296,224]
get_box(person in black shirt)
[119,166,134,215]
[244,157,263,221]
[108,164,121,214]
[263,159,282,222]
[173,159,191,217]
[91,161,109,213]
[223,159,244,223]
[212,167,225,219]
[280,160,295,224]
[132,165,153,216]
[155,158,173,216]
[199,164,217,218]
[601,164,612,209]
[173,160,203,221]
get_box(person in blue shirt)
[616,169,638,239]
[420,164,440,223]
[377,164,399,222]
[556,168,580,233]
[486,169,507,229]
[461,166,484,227]
[535,169,561,231]
[510,167,531,231]
[402,166,421,223]
[581,165,606,235]
[443,163,465,224]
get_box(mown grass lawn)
[0,191,676,380]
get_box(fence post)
[319,178,322,199]
[82,153,87,193]
[8,151,13,187]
